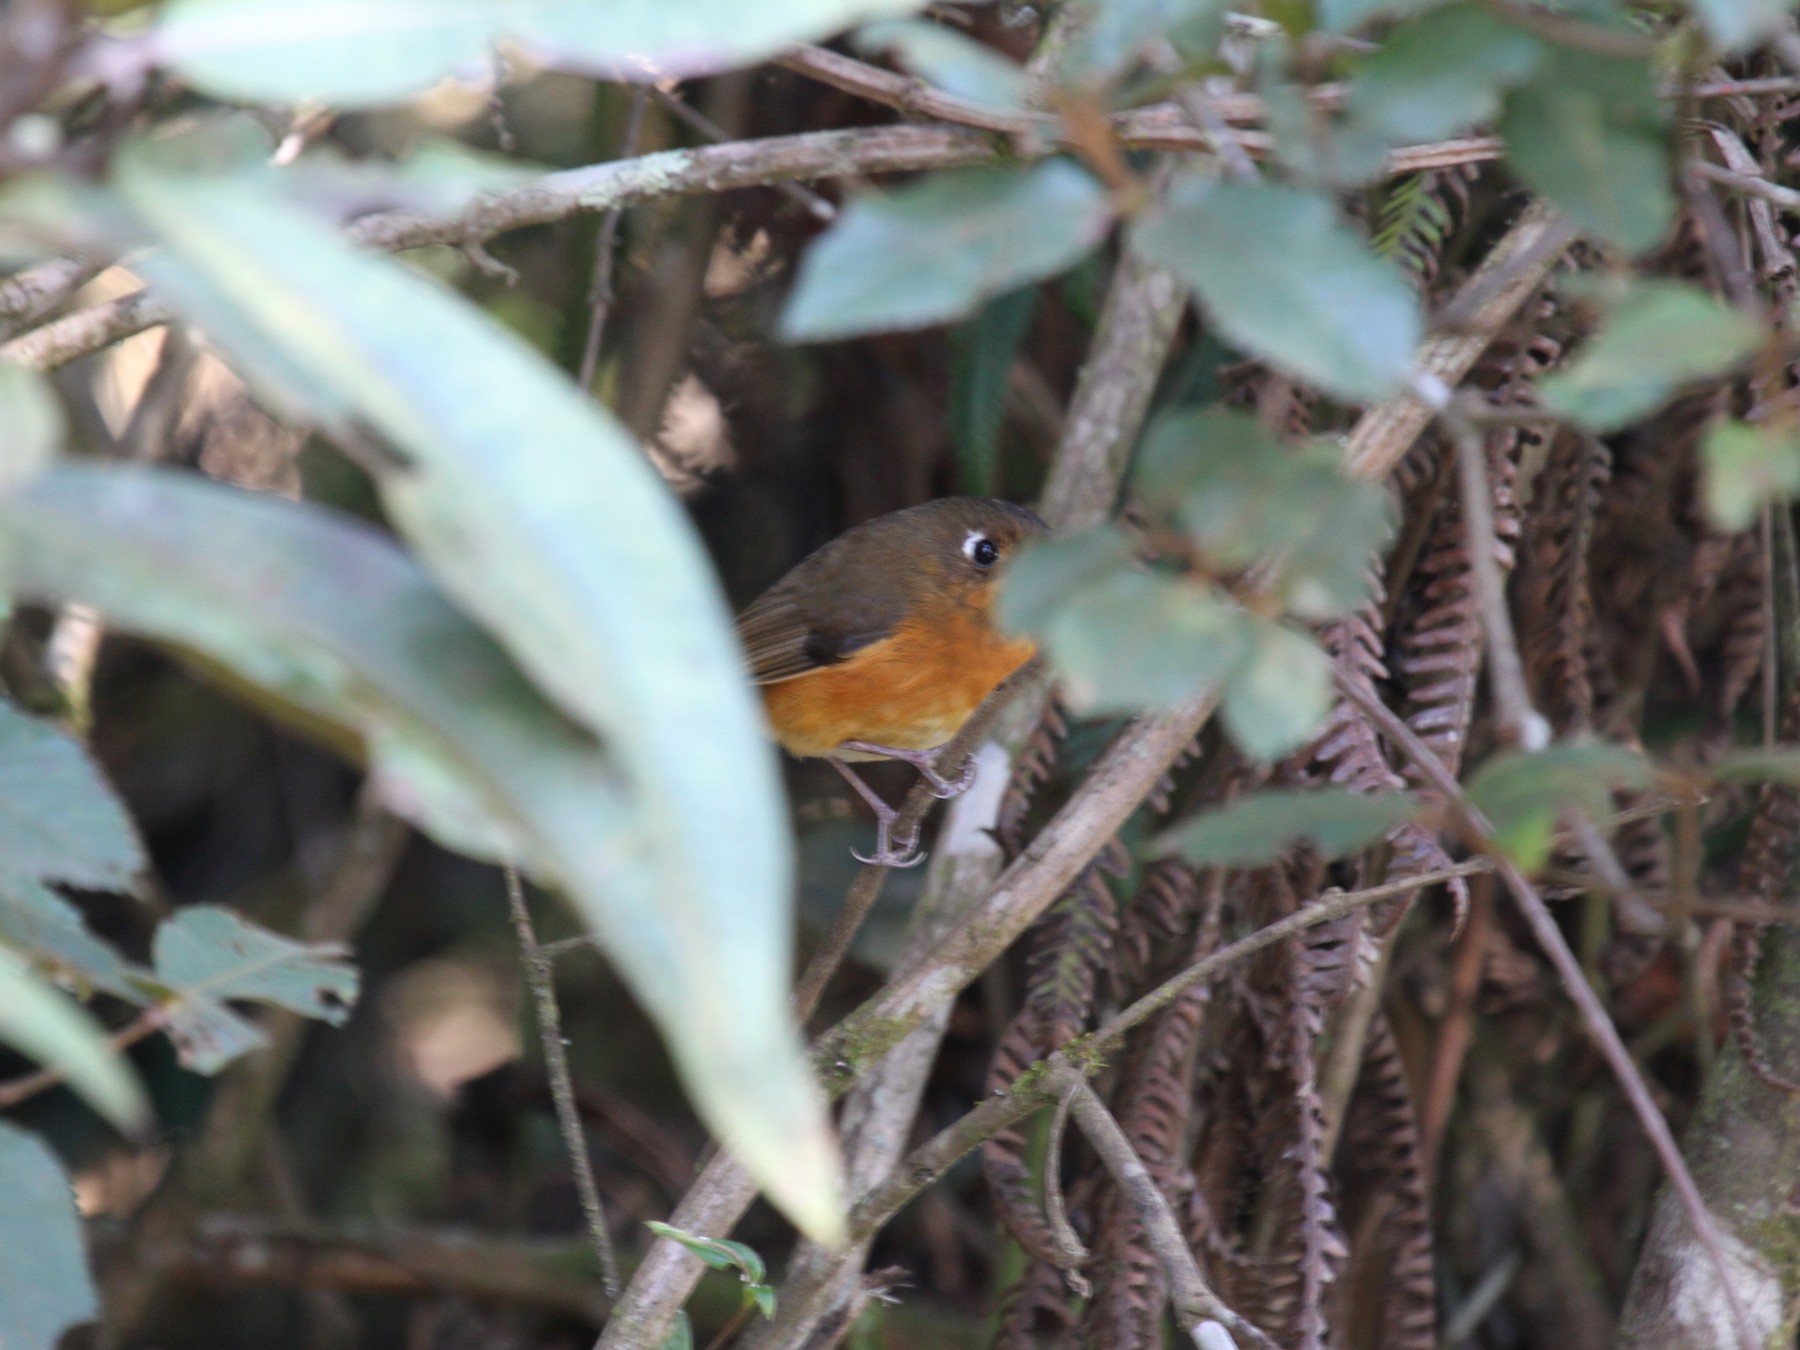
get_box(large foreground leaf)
[0,1122,99,1350]
[0,949,146,1132]
[151,0,929,105]
[0,465,838,1240]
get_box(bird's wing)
[735,546,909,685]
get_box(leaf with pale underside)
[1156,787,1424,865]
[782,163,1113,341]
[0,1121,101,1350]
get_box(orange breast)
[761,594,1037,760]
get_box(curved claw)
[926,756,978,799]
[851,842,928,869]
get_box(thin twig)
[652,85,836,221]
[1334,672,1762,1350]
[0,1007,166,1111]
[576,86,649,393]
[502,864,621,1300]
[1442,402,1551,750]
[1052,1066,1274,1350]
[1042,1080,1091,1288]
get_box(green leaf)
[104,156,840,1241]
[996,526,1137,634]
[1220,618,1333,760]
[1133,180,1421,402]
[658,1312,694,1350]
[0,948,146,1131]
[749,1283,777,1319]
[1465,743,1653,869]
[1345,6,1544,143]
[1689,0,1795,51]
[1155,787,1424,865]
[1499,47,1674,254]
[949,286,1038,497]
[0,697,145,893]
[781,163,1113,341]
[1008,552,1249,714]
[855,20,1026,110]
[1057,0,1228,86]
[644,1222,768,1283]
[1700,418,1800,531]
[1321,0,1446,36]
[0,878,141,1002]
[1540,282,1764,433]
[154,0,932,106]
[0,361,60,490]
[0,1121,99,1350]
[149,907,357,1074]
[1134,408,1393,618]
[1711,747,1800,786]
[155,906,357,1018]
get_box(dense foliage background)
[7,0,1800,1348]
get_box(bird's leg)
[836,741,976,799]
[827,759,926,868]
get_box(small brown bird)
[736,497,1048,866]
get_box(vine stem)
[503,864,622,1300]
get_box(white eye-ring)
[963,532,1000,567]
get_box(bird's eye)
[964,534,1000,568]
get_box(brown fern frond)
[982,1009,1070,1264]
[1730,777,1800,1092]
[998,698,1071,854]
[1518,430,1609,733]
[1028,864,1122,1049]
[1700,531,1767,758]
[1339,1014,1437,1350]
[995,1257,1078,1350]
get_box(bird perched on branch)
[736,497,1047,867]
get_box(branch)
[504,864,622,1299]
[1052,1066,1276,1350]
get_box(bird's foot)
[850,816,927,869]
[829,758,928,868]
[838,741,975,799]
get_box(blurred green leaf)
[1465,743,1653,870]
[0,879,141,1002]
[1133,179,1421,401]
[0,361,60,490]
[104,156,839,1241]
[1320,0,1445,35]
[855,20,1026,109]
[150,906,358,1074]
[0,1121,99,1350]
[1155,787,1424,865]
[1499,47,1674,254]
[781,163,1113,340]
[749,1283,777,1318]
[1057,0,1228,86]
[1221,618,1333,760]
[997,526,1137,634]
[1134,408,1393,617]
[1689,0,1794,50]
[1037,566,1247,714]
[1711,747,1800,785]
[659,1313,694,1350]
[0,697,144,893]
[1540,282,1764,432]
[0,949,146,1131]
[1700,418,1800,531]
[1345,6,1543,143]
[154,0,933,105]
[949,286,1038,496]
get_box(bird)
[736,496,1048,867]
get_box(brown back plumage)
[735,497,1045,685]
